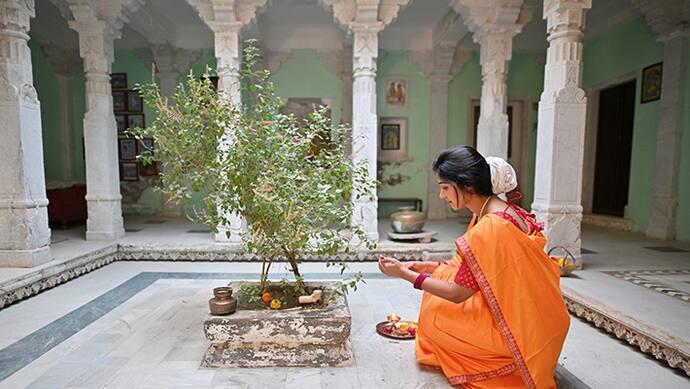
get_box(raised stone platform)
[387,230,437,243]
[202,281,353,367]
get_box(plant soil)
[238,284,327,310]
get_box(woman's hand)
[403,261,441,274]
[378,256,409,279]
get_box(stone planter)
[202,281,353,367]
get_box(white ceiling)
[31,0,644,58]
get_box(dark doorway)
[592,80,636,217]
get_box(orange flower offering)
[270,299,282,309]
[262,292,271,303]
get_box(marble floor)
[0,261,689,388]
[1,218,690,387]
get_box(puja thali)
[376,320,418,340]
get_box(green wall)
[582,17,663,233]
[447,53,481,152]
[376,51,431,217]
[507,53,544,208]
[676,48,690,241]
[270,49,343,125]
[29,39,65,182]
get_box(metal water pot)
[390,206,426,233]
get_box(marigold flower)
[270,299,282,309]
[262,292,271,303]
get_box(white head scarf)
[485,156,518,194]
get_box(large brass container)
[390,206,426,233]
[209,286,237,316]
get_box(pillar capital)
[543,0,591,35]
[0,0,34,34]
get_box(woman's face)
[438,180,466,211]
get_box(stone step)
[562,285,690,376]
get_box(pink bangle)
[413,273,429,290]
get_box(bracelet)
[413,273,429,290]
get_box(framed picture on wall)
[119,138,137,160]
[120,162,139,181]
[378,117,408,162]
[385,77,407,108]
[127,91,144,112]
[641,62,662,103]
[111,73,127,89]
[113,91,126,112]
[115,115,126,135]
[127,114,145,130]
[381,124,401,150]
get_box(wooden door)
[592,80,636,217]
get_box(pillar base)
[0,246,52,268]
[86,229,125,241]
[532,202,583,268]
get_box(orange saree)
[415,213,570,388]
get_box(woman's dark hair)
[432,145,492,196]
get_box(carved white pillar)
[476,33,511,158]
[646,33,687,239]
[187,0,266,243]
[451,1,529,159]
[0,0,52,267]
[152,45,202,217]
[211,24,245,242]
[351,24,382,241]
[68,19,125,240]
[532,0,591,266]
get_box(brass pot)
[209,286,237,315]
[390,206,426,233]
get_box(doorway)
[591,80,636,217]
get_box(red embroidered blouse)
[453,201,543,292]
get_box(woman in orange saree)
[379,146,570,388]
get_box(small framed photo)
[119,138,137,160]
[127,114,145,130]
[127,90,144,112]
[115,115,126,135]
[378,117,408,162]
[137,138,154,155]
[110,73,127,89]
[641,62,662,103]
[113,91,126,112]
[385,77,407,108]
[120,162,139,181]
[380,124,401,150]
[139,161,159,176]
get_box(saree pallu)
[415,214,570,388]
